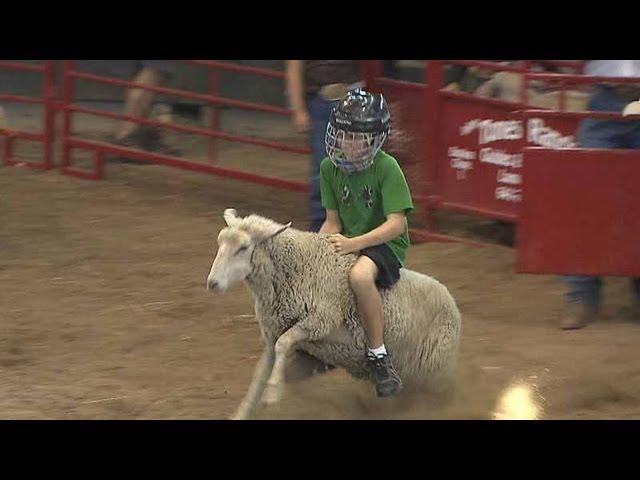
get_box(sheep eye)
[235,245,249,255]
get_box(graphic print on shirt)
[341,184,352,205]
[360,185,374,208]
[340,183,374,209]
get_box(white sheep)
[206,208,462,420]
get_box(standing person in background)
[285,61,363,232]
[561,60,640,330]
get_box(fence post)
[3,133,14,166]
[42,60,55,169]
[61,60,75,169]
[207,68,220,163]
[423,60,443,233]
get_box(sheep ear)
[265,221,292,240]
[223,208,239,227]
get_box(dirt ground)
[1,106,640,420]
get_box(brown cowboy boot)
[560,303,597,330]
[630,301,640,323]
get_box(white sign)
[454,117,576,203]
[448,146,476,179]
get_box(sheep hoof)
[262,383,282,404]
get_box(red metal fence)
[2,60,639,274]
[0,60,55,169]
[516,72,640,276]
[59,60,311,189]
[517,145,640,276]
[362,60,639,275]
[365,61,586,233]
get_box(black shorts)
[359,244,401,290]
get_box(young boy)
[319,88,414,397]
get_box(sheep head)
[206,208,291,292]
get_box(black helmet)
[325,89,391,173]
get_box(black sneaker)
[107,126,181,164]
[106,131,147,165]
[137,125,182,157]
[367,353,403,397]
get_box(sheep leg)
[230,346,275,420]
[262,325,308,405]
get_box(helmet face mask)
[325,124,388,174]
[325,89,391,174]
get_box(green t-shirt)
[320,150,414,266]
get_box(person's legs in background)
[629,278,640,319]
[561,86,624,330]
[618,110,640,320]
[113,61,179,157]
[306,93,334,232]
[115,66,164,142]
[562,275,603,329]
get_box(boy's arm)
[348,212,405,250]
[327,212,406,255]
[319,209,342,234]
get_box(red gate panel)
[437,93,579,221]
[517,147,640,276]
[438,97,523,220]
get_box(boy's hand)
[328,234,360,255]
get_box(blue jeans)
[306,93,335,232]
[564,85,640,308]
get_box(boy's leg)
[350,256,384,348]
[349,255,402,397]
